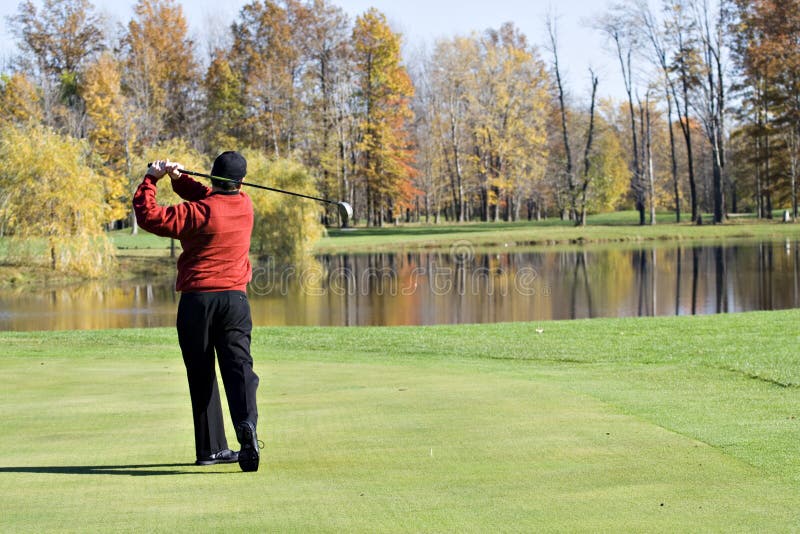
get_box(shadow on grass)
[0,463,231,476]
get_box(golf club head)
[337,201,353,228]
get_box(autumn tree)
[584,117,631,213]
[298,0,354,219]
[352,8,415,226]
[694,0,728,223]
[422,36,479,222]
[230,0,298,155]
[83,52,135,226]
[0,72,43,125]
[637,0,683,221]
[548,17,600,226]
[469,23,550,222]
[8,0,106,133]
[410,86,449,222]
[664,0,703,221]
[728,0,800,219]
[121,0,198,145]
[203,49,246,152]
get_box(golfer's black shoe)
[235,421,260,472]
[195,449,239,466]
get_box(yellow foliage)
[353,8,416,218]
[0,73,43,125]
[243,151,325,267]
[0,123,115,277]
[83,52,133,223]
[586,128,631,213]
[133,139,210,207]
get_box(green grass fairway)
[2,311,800,531]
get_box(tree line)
[0,0,798,270]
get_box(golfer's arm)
[171,174,210,201]
[133,176,198,239]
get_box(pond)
[1,239,798,331]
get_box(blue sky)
[0,0,624,100]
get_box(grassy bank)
[3,310,800,531]
[318,211,800,254]
[2,212,799,287]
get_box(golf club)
[147,163,353,227]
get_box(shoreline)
[2,216,800,287]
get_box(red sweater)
[133,174,254,293]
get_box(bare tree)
[547,16,575,221]
[637,0,681,222]
[693,0,727,223]
[597,6,647,225]
[663,0,703,222]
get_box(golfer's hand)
[147,160,167,180]
[165,161,183,180]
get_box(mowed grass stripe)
[4,309,799,382]
[543,362,800,485]
[2,350,800,530]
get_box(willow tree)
[244,150,325,267]
[0,122,114,276]
[352,8,416,226]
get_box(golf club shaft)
[177,168,339,206]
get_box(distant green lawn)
[2,310,800,531]
[105,211,800,259]
[319,211,800,253]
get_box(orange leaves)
[121,0,198,142]
[352,8,417,220]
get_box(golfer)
[133,151,260,472]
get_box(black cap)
[211,151,247,181]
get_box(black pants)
[177,291,259,459]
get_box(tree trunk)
[679,72,698,221]
[647,101,656,226]
[667,92,680,222]
[548,19,575,220]
[577,70,599,227]
[635,95,645,226]
[130,210,139,235]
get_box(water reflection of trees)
[569,251,594,319]
[4,242,800,330]
[0,279,176,330]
